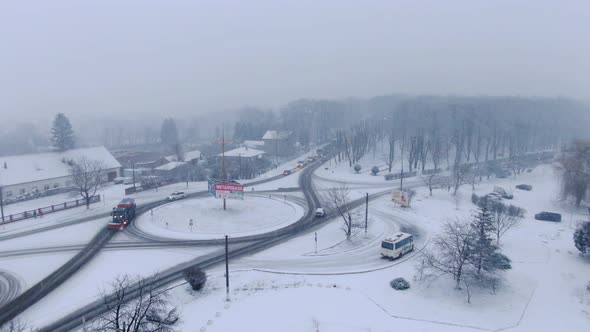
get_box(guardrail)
[1,195,101,224]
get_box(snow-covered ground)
[18,246,218,329]
[0,148,316,236]
[134,194,304,240]
[163,164,590,331]
[0,181,208,237]
[6,157,590,331]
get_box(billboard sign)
[215,182,244,200]
[207,178,217,197]
[391,190,409,207]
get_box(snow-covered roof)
[154,161,186,171]
[219,147,265,158]
[262,130,291,140]
[165,150,202,162]
[184,150,203,161]
[0,146,121,187]
[244,140,264,147]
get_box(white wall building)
[0,146,121,199]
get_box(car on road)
[113,177,126,184]
[501,193,514,199]
[516,184,533,191]
[283,170,291,176]
[168,191,187,201]
[534,211,561,222]
[314,208,326,217]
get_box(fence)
[1,195,101,224]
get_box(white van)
[381,233,414,259]
[314,208,326,217]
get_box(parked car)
[534,211,561,222]
[516,184,533,191]
[501,193,514,199]
[282,170,292,176]
[113,177,126,184]
[314,208,326,217]
[168,191,187,201]
[493,186,507,195]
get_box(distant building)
[153,161,188,179]
[243,140,265,149]
[0,146,121,199]
[262,130,294,157]
[165,149,204,163]
[217,147,267,179]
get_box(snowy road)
[0,270,21,306]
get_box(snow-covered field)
[164,164,590,331]
[135,194,304,240]
[18,246,218,328]
[4,156,590,331]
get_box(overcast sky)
[1,0,588,120]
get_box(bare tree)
[386,129,395,172]
[69,157,107,209]
[0,320,31,332]
[452,164,471,196]
[421,171,442,196]
[489,204,520,245]
[555,141,590,206]
[92,275,178,332]
[325,185,360,239]
[421,219,475,289]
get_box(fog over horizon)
[1,0,589,122]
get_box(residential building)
[0,146,121,199]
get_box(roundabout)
[0,270,22,306]
[132,194,305,241]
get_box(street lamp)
[128,160,136,191]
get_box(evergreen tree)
[50,113,75,151]
[470,198,499,276]
[574,221,590,254]
[160,118,180,154]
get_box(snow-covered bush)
[183,266,207,291]
[354,164,362,173]
[384,173,394,181]
[574,221,590,254]
[489,252,512,270]
[371,166,379,175]
[507,204,525,217]
[390,277,410,290]
[471,193,479,205]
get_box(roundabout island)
[133,194,305,241]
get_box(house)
[165,149,204,163]
[0,146,121,199]
[153,161,188,180]
[217,147,267,179]
[243,140,265,149]
[262,130,294,157]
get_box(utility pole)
[314,232,318,254]
[400,157,404,191]
[214,127,234,211]
[225,235,230,301]
[365,192,369,236]
[129,160,136,191]
[0,186,4,223]
[222,128,226,210]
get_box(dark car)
[502,193,514,199]
[534,211,561,222]
[516,184,533,191]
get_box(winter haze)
[1,1,590,332]
[1,0,589,121]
